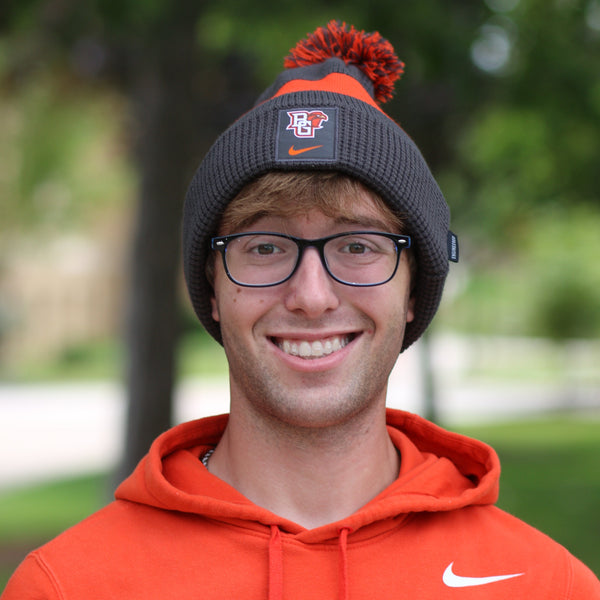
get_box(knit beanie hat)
[183,21,458,351]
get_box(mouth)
[271,334,357,359]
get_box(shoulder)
[415,505,600,598]
[2,498,192,599]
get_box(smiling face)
[210,172,415,431]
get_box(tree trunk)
[114,6,259,485]
[115,8,204,483]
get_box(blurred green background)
[1,0,599,589]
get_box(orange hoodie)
[3,409,599,599]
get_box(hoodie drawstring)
[268,525,351,600]
[269,525,284,600]
[338,527,350,600]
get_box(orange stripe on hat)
[271,72,383,113]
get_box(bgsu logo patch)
[286,110,329,138]
[276,107,337,162]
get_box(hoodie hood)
[116,409,499,541]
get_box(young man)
[3,21,599,599]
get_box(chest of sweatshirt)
[18,498,585,600]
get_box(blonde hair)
[218,171,406,234]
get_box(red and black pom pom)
[284,20,405,104]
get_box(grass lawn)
[1,414,599,591]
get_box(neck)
[207,402,399,529]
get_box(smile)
[273,335,354,359]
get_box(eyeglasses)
[211,231,411,288]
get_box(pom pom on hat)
[284,20,405,104]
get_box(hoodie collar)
[115,409,499,542]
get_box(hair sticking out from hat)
[284,20,405,104]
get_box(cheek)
[212,278,277,334]
[211,287,245,322]
[211,265,245,323]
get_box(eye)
[330,234,394,261]
[338,237,377,254]
[254,243,278,255]
[342,242,369,254]
[239,235,290,258]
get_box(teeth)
[277,336,350,359]
[311,341,324,357]
[299,341,312,358]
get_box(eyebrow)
[333,215,396,231]
[236,212,400,236]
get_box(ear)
[211,294,220,323]
[406,294,416,324]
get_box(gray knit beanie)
[183,21,458,351]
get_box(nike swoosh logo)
[443,562,525,588]
[288,145,323,156]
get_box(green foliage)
[464,108,554,195]
[0,338,122,382]
[194,5,366,84]
[524,206,600,339]
[438,204,600,338]
[435,0,600,340]
[0,73,133,235]
[450,102,600,248]
[0,327,227,383]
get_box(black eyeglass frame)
[210,231,412,288]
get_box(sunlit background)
[1,0,599,586]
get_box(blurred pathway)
[0,378,230,491]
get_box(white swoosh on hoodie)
[443,562,525,588]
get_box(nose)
[283,247,340,318]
